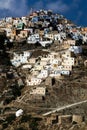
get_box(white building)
[22,64,32,69]
[5,28,12,37]
[11,51,31,67]
[44,33,54,40]
[13,19,19,26]
[29,58,36,64]
[48,52,60,59]
[63,65,72,71]
[60,32,66,40]
[21,17,27,25]
[50,59,61,65]
[44,64,52,70]
[81,33,87,43]
[64,40,76,45]
[61,70,70,75]
[40,58,49,66]
[37,69,49,79]
[62,50,72,58]
[54,34,61,41]
[69,46,82,54]
[34,65,43,71]
[39,40,53,47]
[6,17,13,23]
[27,33,40,44]
[23,51,31,57]
[30,87,46,96]
[62,57,75,66]
[57,24,63,32]
[57,65,64,70]
[49,70,61,78]
[26,77,42,86]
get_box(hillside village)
[0,10,87,130]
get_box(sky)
[0,0,87,26]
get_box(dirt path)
[43,100,87,116]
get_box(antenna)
[30,8,33,15]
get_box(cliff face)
[0,32,11,65]
[0,31,6,49]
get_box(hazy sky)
[0,0,86,26]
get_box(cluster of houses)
[10,44,82,91]
[11,51,31,67]
[26,50,82,87]
[0,9,85,97]
[0,9,87,47]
